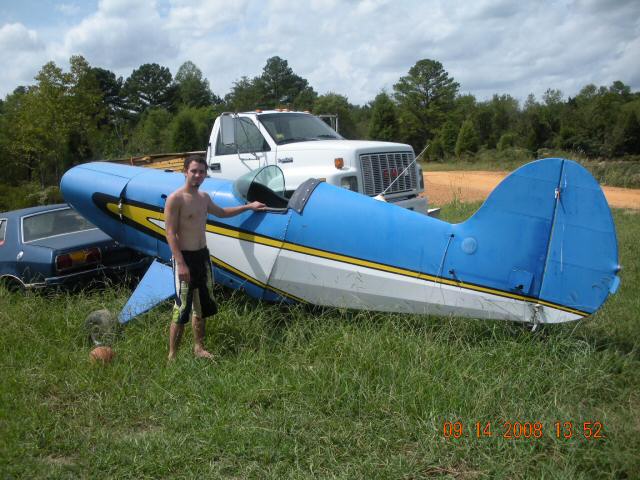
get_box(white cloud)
[60,0,178,71]
[166,0,250,34]
[0,22,42,51]
[0,23,46,93]
[1,0,639,105]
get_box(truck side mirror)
[220,115,236,146]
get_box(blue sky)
[1,0,639,105]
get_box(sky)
[0,0,639,106]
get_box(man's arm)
[206,197,266,218]
[165,193,190,283]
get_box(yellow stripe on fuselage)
[106,200,586,317]
[107,202,167,238]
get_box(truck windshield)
[258,113,343,145]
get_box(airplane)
[60,157,620,328]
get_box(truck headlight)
[340,176,358,191]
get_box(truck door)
[209,117,273,179]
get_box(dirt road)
[424,171,640,209]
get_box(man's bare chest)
[180,196,208,226]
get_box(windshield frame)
[258,113,343,145]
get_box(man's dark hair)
[183,155,207,171]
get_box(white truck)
[114,110,430,214]
[207,110,429,214]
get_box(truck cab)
[205,110,428,214]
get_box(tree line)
[1,55,639,190]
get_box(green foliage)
[225,57,315,112]
[429,119,459,161]
[610,109,640,155]
[90,67,124,117]
[170,112,199,152]
[292,86,317,111]
[122,63,176,114]
[314,93,357,139]
[175,61,218,108]
[225,76,262,111]
[168,107,216,152]
[0,182,63,211]
[497,131,518,151]
[256,56,314,109]
[1,53,639,200]
[128,108,172,155]
[0,56,104,186]
[394,59,459,150]
[476,94,519,148]
[455,118,480,157]
[368,92,399,141]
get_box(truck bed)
[109,151,206,172]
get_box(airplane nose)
[60,162,136,242]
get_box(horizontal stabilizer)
[119,259,174,324]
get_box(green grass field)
[1,202,639,479]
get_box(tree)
[610,109,640,155]
[368,92,399,141]
[91,67,124,117]
[1,56,104,185]
[127,108,172,154]
[436,119,460,156]
[497,132,518,151]
[122,63,176,115]
[255,56,314,108]
[489,94,519,148]
[455,118,479,157]
[175,61,218,108]
[225,76,262,111]
[314,93,357,139]
[0,87,31,183]
[393,59,459,149]
[292,86,317,111]
[170,110,200,151]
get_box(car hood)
[25,228,118,251]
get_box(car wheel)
[0,276,25,292]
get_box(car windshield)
[258,113,343,145]
[23,207,96,242]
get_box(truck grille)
[360,152,417,196]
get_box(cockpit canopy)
[233,166,289,210]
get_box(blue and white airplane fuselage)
[60,158,620,325]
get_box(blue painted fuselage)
[60,158,620,323]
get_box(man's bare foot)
[194,347,214,359]
[168,352,177,361]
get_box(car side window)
[0,219,6,245]
[216,118,271,155]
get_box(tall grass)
[1,205,638,478]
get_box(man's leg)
[192,315,213,358]
[191,290,213,358]
[168,322,185,360]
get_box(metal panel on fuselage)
[202,182,293,301]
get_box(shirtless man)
[165,156,265,360]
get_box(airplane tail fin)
[450,158,619,319]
